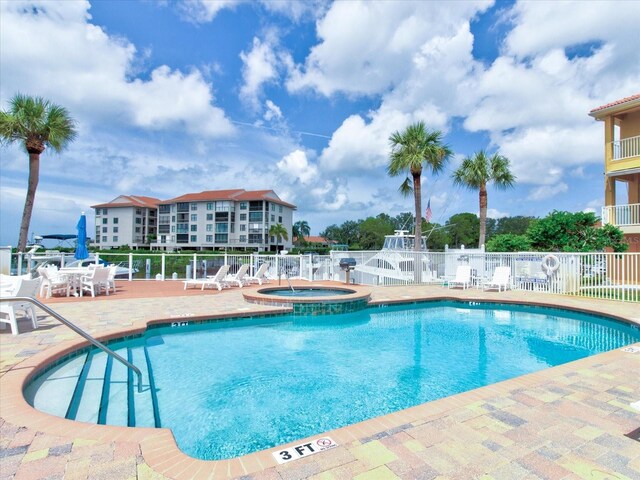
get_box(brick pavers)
[1,281,639,479]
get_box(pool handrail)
[0,296,143,393]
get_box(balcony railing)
[611,135,640,160]
[602,203,640,227]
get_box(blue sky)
[1,0,639,247]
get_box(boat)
[354,230,436,283]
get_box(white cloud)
[177,0,240,23]
[527,183,569,201]
[263,100,283,121]
[487,208,509,219]
[240,36,280,112]
[0,1,234,138]
[276,149,318,184]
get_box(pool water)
[259,287,353,297]
[132,302,639,460]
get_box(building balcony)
[602,203,640,233]
[611,135,640,161]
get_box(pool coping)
[1,286,640,478]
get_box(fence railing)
[602,203,640,227]
[611,134,640,160]
[9,250,639,302]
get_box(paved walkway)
[1,281,639,479]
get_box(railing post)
[128,253,133,281]
[161,253,165,280]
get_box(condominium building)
[589,93,640,251]
[92,189,296,251]
[91,195,160,249]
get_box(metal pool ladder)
[0,296,144,393]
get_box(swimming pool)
[25,300,640,461]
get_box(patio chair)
[246,262,270,285]
[224,264,250,288]
[37,267,71,298]
[483,266,511,292]
[0,278,41,335]
[447,265,472,290]
[107,265,118,293]
[201,265,231,291]
[80,267,111,297]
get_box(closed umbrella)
[74,212,89,260]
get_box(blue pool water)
[260,287,353,297]
[28,301,640,461]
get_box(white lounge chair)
[201,265,231,291]
[448,266,472,289]
[80,267,110,297]
[483,266,511,292]
[224,264,250,288]
[246,262,270,285]
[0,278,41,335]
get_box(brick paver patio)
[1,280,639,479]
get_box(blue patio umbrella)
[74,212,89,260]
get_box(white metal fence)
[602,203,640,227]
[612,134,640,160]
[11,250,639,302]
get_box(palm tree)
[388,122,452,252]
[0,94,77,251]
[293,220,310,245]
[269,223,289,252]
[452,150,516,248]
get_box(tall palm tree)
[452,150,515,248]
[293,220,310,245]
[388,122,452,253]
[269,223,289,252]
[0,94,77,251]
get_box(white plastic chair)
[224,264,250,288]
[37,267,71,298]
[483,266,511,292]
[448,266,472,289]
[80,267,110,297]
[246,262,270,285]
[201,265,231,291]
[107,265,118,293]
[0,278,41,335]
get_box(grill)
[339,258,356,271]
[339,257,356,284]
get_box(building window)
[102,218,107,224]
[191,214,197,222]
[206,213,213,221]
[278,216,282,223]
[135,218,142,224]
[271,214,275,222]
[190,235,197,242]
[215,223,228,233]
[239,235,246,242]
[171,225,175,233]
[190,224,197,232]
[177,202,189,212]
[113,236,118,242]
[240,224,246,231]
[206,235,213,242]
[215,234,228,243]
[159,205,170,214]
[271,204,276,211]
[206,224,213,232]
[279,206,283,213]
[271,235,275,243]
[249,212,262,222]
[135,227,141,233]
[207,203,214,210]
[215,211,229,221]
[102,208,108,214]
[136,208,142,215]
[102,227,107,233]
[160,235,166,243]
[113,227,119,233]
[240,202,247,210]
[95,208,101,215]
[159,215,170,223]
[113,217,119,224]
[102,236,107,242]
[240,213,247,221]
[191,203,197,211]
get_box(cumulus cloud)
[276,149,318,184]
[240,37,280,112]
[264,100,283,121]
[487,208,509,219]
[0,1,234,138]
[177,0,240,23]
[527,183,569,201]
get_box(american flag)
[425,198,432,222]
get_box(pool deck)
[1,280,639,479]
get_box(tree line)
[317,210,627,253]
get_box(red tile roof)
[91,195,161,209]
[161,189,296,208]
[590,93,640,114]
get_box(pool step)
[26,347,160,428]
